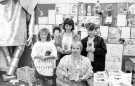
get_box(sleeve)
[81,37,88,57]
[94,37,107,56]
[56,56,68,80]
[19,0,37,15]
[31,42,39,60]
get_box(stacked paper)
[108,71,132,86]
[100,26,108,39]
[123,39,135,56]
[48,10,56,24]
[94,71,108,86]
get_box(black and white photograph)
[0,0,135,86]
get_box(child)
[52,26,63,66]
[31,28,57,86]
[81,23,107,72]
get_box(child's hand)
[63,50,71,54]
[57,47,63,53]
[43,56,55,59]
[45,51,51,56]
[86,47,95,52]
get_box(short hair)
[85,23,98,31]
[63,18,74,31]
[38,28,51,41]
[71,41,83,52]
[53,26,61,34]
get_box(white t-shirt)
[62,33,73,51]
[31,41,57,76]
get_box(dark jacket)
[81,35,107,72]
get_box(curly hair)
[53,26,61,34]
[38,28,51,41]
[85,23,99,31]
[63,18,74,31]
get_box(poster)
[55,14,64,25]
[56,3,78,15]
[106,61,122,72]
[78,16,100,25]
[86,5,91,16]
[78,3,86,16]
[131,27,135,38]
[117,14,127,26]
[38,17,48,24]
[123,39,135,56]
[35,4,55,24]
[123,44,135,56]
[108,27,121,43]
[105,44,123,71]
[100,26,108,39]
[128,14,135,26]
[129,4,135,14]
[121,27,131,39]
[48,10,56,24]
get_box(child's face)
[54,30,60,36]
[87,29,96,37]
[65,24,72,32]
[71,44,81,54]
[40,31,48,41]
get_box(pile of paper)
[108,71,132,86]
[94,71,109,86]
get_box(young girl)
[61,18,75,56]
[52,26,62,65]
[81,23,107,72]
[31,28,57,86]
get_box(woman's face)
[71,44,81,55]
[40,31,48,41]
[65,24,72,32]
[87,29,96,37]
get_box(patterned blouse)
[56,55,93,86]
